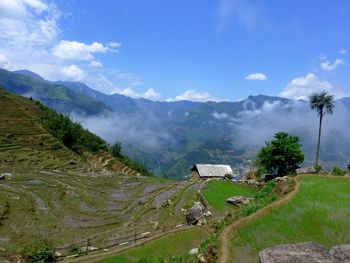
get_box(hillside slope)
[0,68,111,115]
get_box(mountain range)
[1,68,350,179]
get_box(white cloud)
[0,0,47,19]
[339,49,348,55]
[53,40,110,61]
[111,87,161,101]
[171,89,219,102]
[279,73,349,100]
[0,53,13,70]
[245,72,267,81]
[60,64,85,81]
[212,112,229,120]
[143,88,161,100]
[89,60,102,68]
[320,59,345,71]
[107,42,122,48]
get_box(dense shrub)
[332,166,347,176]
[223,173,233,181]
[256,132,304,178]
[21,240,54,263]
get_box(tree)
[110,142,122,158]
[256,132,304,178]
[309,91,335,166]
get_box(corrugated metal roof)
[192,164,233,178]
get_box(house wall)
[191,171,200,181]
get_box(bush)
[21,240,54,263]
[332,166,347,176]
[314,165,323,173]
[256,132,304,178]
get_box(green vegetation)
[202,181,256,216]
[242,181,277,216]
[309,91,335,166]
[0,69,111,115]
[331,166,347,176]
[231,176,350,262]
[21,240,54,263]
[96,228,211,263]
[38,101,107,154]
[256,132,304,177]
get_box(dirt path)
[217,176,302,263]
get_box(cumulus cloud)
[60,64,85,81]
[245,72,267,81]
[111,87,161,100]
[320,59,345,71]
[279,73,349,100]
[0,0,47,19]
[0,53,13,70]
[53,40,110,61]
[171,89,218,102]
[339,49,348,55]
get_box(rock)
[0,260,10,263]
[186,202,206,225]
[226,196,254,207]
[259,242,336,263]
[67,160,77,165]
[296,166,316,175]
[0,173,11,180]
[329,244,350,262]
[189,248,199,255]
[54,251,62,257]
[204,211,212,217]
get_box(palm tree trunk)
[315,113,323,166]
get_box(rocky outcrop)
[226,196,253,207]
[296,166,316,175]
[329,244,350,262]
[259,242,350,263]
[186,202,206,225]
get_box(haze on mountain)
[2,68,350,179]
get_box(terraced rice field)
[0,170,201,256]
[229,176,350,263]
[202,180,257,218]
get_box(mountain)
[14,70,46,81]
[2,68,350,179]
[0,68,111,115]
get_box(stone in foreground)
[226,196,253,207]
[259,242,332,263]
[186,202,206,225]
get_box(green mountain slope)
[0,68,111,115]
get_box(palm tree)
[309,91,335,166]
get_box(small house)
[191,164,233,181]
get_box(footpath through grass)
[95,227,211,263]
[230,176,350,263]
[202,180,256,216]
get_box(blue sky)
[0,0,349,101]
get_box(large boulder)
[296,166,316,175]
[259,242,333,263]
[226,196,253,207]
[186,202,206,225]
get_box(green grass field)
[202,180,257,217]
[230,176,350,263]
[95,227,211,263]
